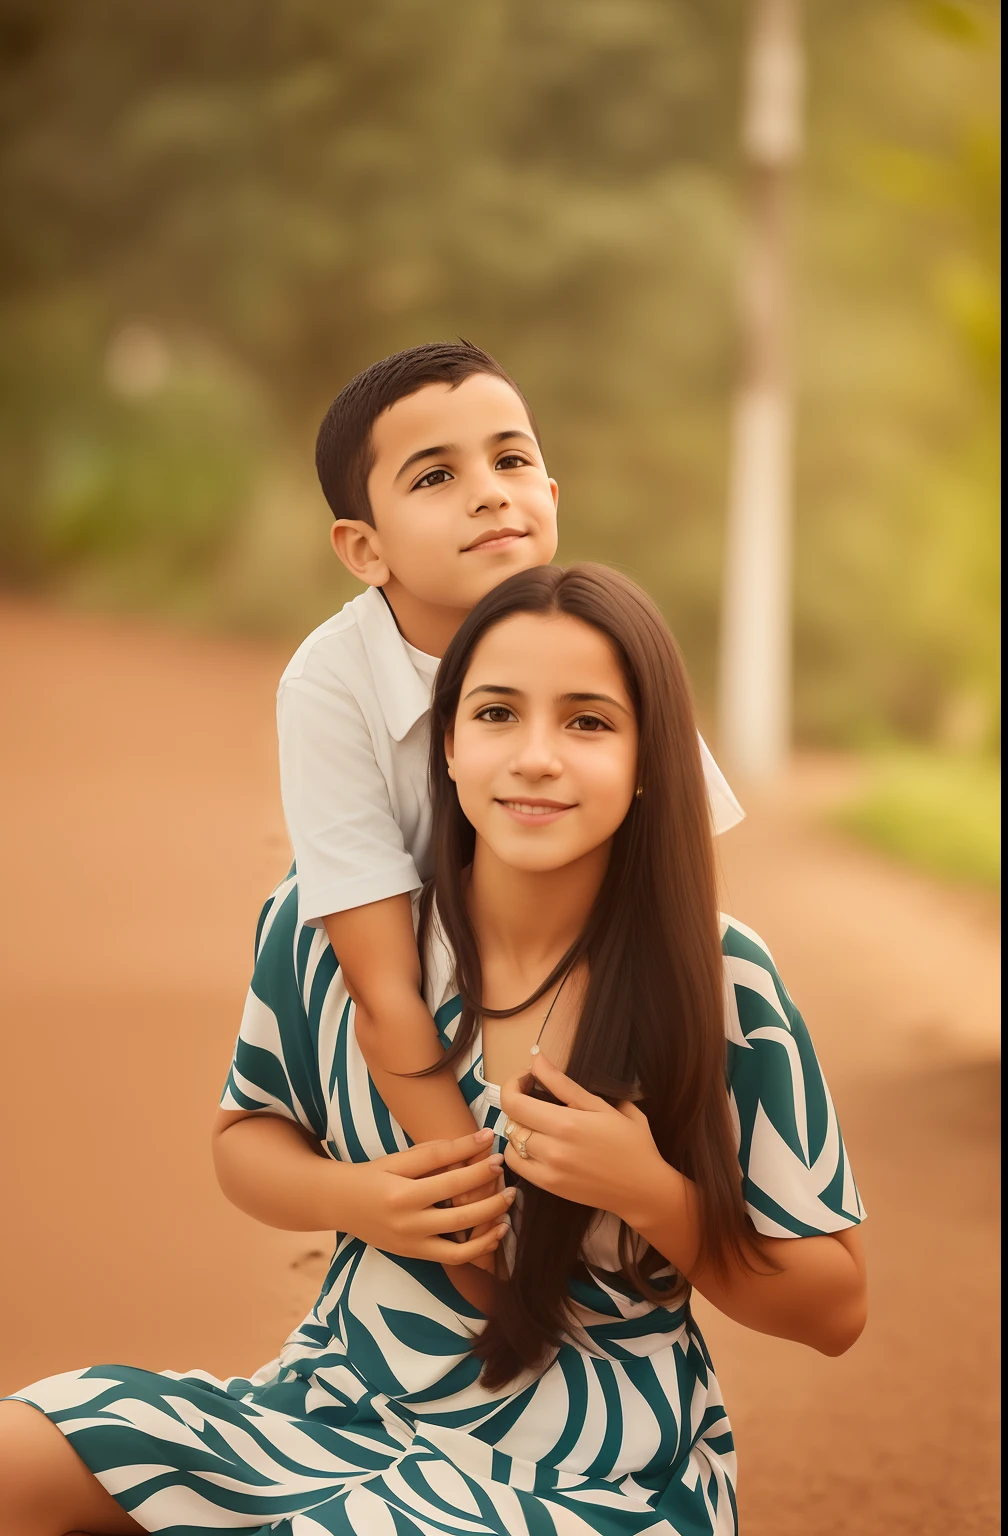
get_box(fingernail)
[489,1153,504,1167]
[476,1128,493,1141]
[497,1215,511,1228]
[504,1186,517,1199]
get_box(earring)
[635,785,643,799]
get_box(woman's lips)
[496,799,576,825]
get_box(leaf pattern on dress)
[10,880,862,1535]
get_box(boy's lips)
[463,528,526,552]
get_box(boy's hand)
[342,1130,515,1265]
[449,1141,506,1272]
[466,1216,507,1273]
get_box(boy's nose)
[468,474,512,516]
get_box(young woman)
[0,564,866,1535]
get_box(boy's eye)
[475,704,517,724]
[414,467,452,490]
[569,714,610,732]
[495,453,528,471]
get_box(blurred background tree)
[0,0,999,771]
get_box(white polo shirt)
[277,585,744,927]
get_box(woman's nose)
[510,728,563,779]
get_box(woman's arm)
[212,1109,352,1232]
[626,1157,867,1356]
[211,1110,514,1262]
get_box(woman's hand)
[341,1129,515,1265]
[500,1054,671,1228]
[501,1058,868,1357]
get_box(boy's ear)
[444,727,456,782]
[330,520,391,587]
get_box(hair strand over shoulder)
[419,564,757,1389]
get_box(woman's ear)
[444,727,456,782]
[330,520,391,587]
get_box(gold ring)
[504,1120,531,1159]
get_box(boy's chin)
[464,551,553,605]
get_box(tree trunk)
[719,0,803,779]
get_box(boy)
[278,341,743,1234]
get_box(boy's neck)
[379,578,469,659]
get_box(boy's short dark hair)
[315,340,541,527]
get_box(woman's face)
[445,612,639,874]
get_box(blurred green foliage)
[0,0,1000,751]
[835,750,1001,888]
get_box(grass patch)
[834,751,1001,890]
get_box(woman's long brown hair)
[419,564,751,1389]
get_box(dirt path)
[0,600,999,1533]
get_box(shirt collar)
[354,586,435,742]
[353,587,744,830]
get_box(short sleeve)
[219,877,333,1143]
[722,919,865,1238]
[277,673,421,926]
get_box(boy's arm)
[323,894,477,1146]
[278,674,421,927]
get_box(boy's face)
[357,373,559,612]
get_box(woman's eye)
[414,468,452,489]
[476,705,516,724]
[570,714,610,732]
[495,454,527,471]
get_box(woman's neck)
[466,836,610,988]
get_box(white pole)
[719,0,804,779]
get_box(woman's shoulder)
[248,875,460,1016]
[247,873,347,1028]
[718,910,776,964]
[718,913,800,1044]
[253,871,301,963]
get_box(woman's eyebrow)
[462,684,522,702]
[562,691,630,714]
[462,685,629,715]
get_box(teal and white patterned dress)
[14,877,863,1534]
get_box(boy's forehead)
[370,374,534,471]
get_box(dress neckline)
[472,1049,502,1107]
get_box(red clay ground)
[0,599,1000,1533]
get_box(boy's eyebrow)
[462,684,630,715]
[394,429,538,483]
[488,429,538,449]
[395,444,456,482]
